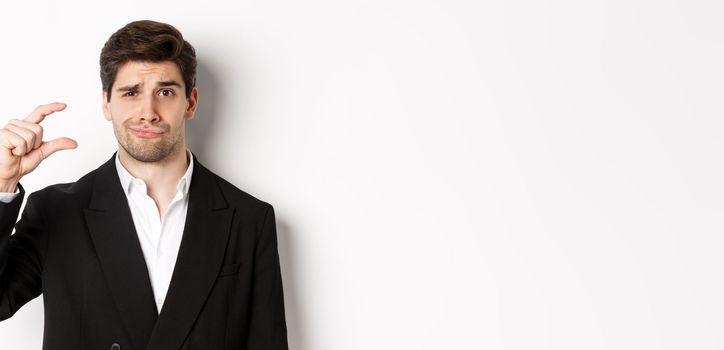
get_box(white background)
[0,0,722,349]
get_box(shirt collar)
[115,148,194,197]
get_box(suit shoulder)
[29,166,96,203]
[211,172,273,211]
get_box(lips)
[130,127,163,138]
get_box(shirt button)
[111,343,121,350]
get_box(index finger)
[24,102,67,124]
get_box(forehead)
[115,60,183,86]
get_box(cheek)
[109,116,132,131]
[111,102,132,114]
[163,102,187,114]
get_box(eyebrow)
[115,80,182,93]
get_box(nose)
[139,92,160,122]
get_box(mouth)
[130,127,163,139]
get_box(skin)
[0,59,199,222]
[0,104,78,192]
[102,60,199,221]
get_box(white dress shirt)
[115,148,194,314]
[0,185,19,202]
[0,149,194,315]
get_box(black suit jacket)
[0,151,289,350]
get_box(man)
[0,20,289,350]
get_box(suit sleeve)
[0,182,47,321]
[245,203,289,350]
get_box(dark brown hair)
[99,20,197,102]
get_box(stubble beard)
[115,124,182,163]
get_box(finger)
[23,102,67,125]
[32,137,77,160]
[8,118,43,149]
[0,129,29,156]
[4,122,37,152]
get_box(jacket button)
[111,343,120,350]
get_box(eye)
[124,91,137,97]
[159,89,175,97]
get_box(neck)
[117,145,189,194]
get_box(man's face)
[102,60,198,163]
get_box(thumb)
[35,137,78,160]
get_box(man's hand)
[0,102,78,192]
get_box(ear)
[102,90,112,121]
[184,87,199,121]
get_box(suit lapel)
[84,151,235,350]
[146,151,235,350]
[84,151,159,350]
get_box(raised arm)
[0,183,46,320]
[0,102,77,320]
